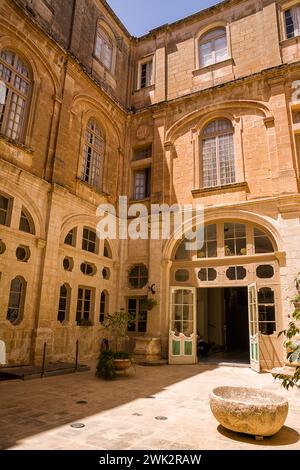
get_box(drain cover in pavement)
[155,416,168,421]
[70,423,85,428]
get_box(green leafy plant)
[140,298,158,311]
[77,318,93,327]
[96,350,116,380]
[275,274,300,390]
[103,310,134,352]
[96,310,134,380]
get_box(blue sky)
[106,0,221,36]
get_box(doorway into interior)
[197,287,250,365]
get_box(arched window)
[19,207,35,234]
[201,118,235,188]
[174,222,275,259]
[7,276,26,325]
[57,284,70,323]
[0,50,31,142]
[95,28,113,71]
[199,28,228,67]
[99,290,109,323]
[81,118,105,191]
[103,240,112,258]
[64,227,77,247]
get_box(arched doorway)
[168,220,283,372]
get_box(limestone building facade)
[1,0,300,371]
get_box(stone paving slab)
[0,363,299,450]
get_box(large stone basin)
[210,386,288,437]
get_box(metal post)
[41,342,46,378]
[75,339,79,372]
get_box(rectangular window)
[200,42,213,67]
[95,32,113,70]
[0,195,11,226]
[127,298,148,333]
[139,59,153,89]
[224,223,247,256]
[133,145,152,161]
[197,224,217,258]
[82,228,97,253]
[133,168,151,200]
[76,287,93,324]
[285,6,300,39]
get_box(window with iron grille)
[81,118,105,191]
[82,227,97,254]
[7,276,26,325]
[0,50,31,142]
[95,29,113,70]
[201,118,235,188]
[199,28,228,67]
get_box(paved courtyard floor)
[0,363,299,450]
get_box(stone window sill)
[133,84,155,94]
[280,36,300,47]
[193,57,234,76]
[76,177,109,197]
[192,181,248,197]
[92,55,115,77]
[0,134,33,154]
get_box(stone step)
[271,366,296,378]
[135,359,168,367]
[284,361,300,368]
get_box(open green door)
[248,283,260,373]
[169,287,197,365]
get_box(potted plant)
[96,310,134,379]
[141,298,158,311]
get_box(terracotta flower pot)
[113,359,131,371]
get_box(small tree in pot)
[96,309,134,380]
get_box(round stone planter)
[113,359,131,371]
[209,386,288,438]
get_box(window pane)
[285,10,295,39]
[202,137,217,187]
[200,42,213,66]
[215,36,228,62]
[19,211,31,233]
[254,228,274,253]
[219,134,235,185]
